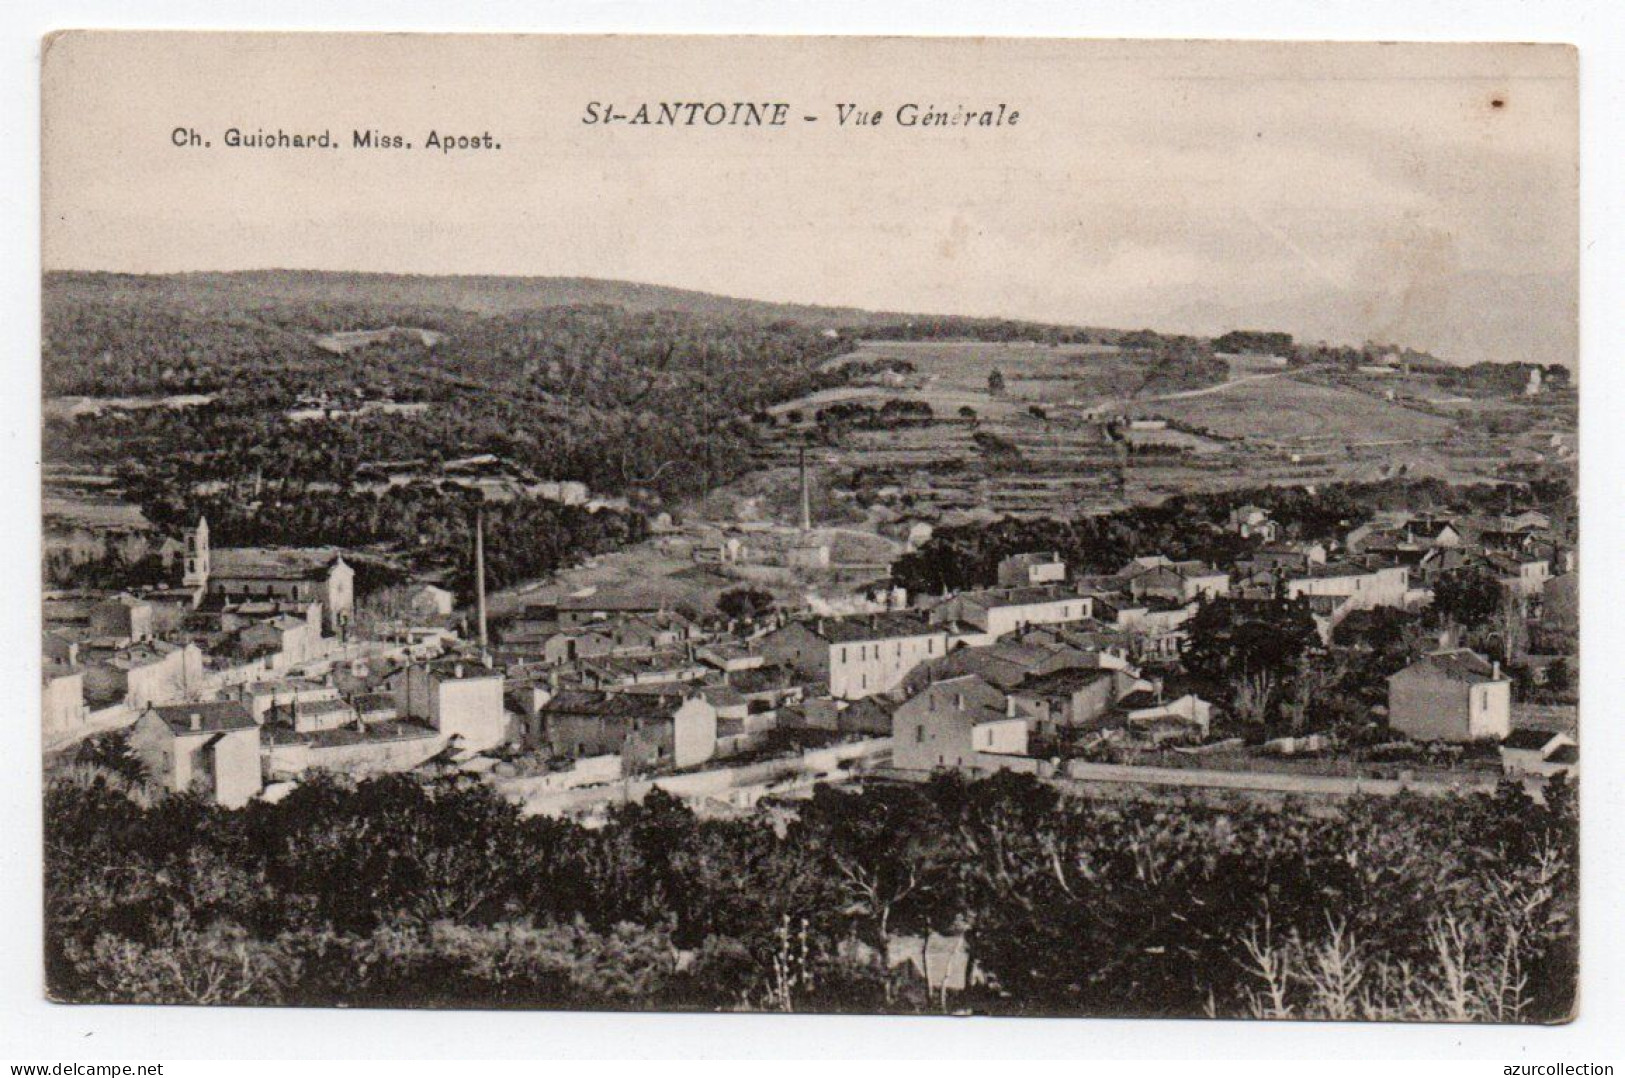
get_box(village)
[41,445,1580,821]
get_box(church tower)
[183,516,211,589]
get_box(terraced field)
[731,340,1542,529]
[1153,374,1457,445]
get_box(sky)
[41,33,1578,365]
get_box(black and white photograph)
[33,29,1586,1034]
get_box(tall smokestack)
[798,446,811,533]
[474,506,489,650]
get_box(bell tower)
[183,516,211,589]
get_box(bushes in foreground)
[44,768,1576,1020]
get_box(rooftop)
[148,701,256,736]
[1502,729,1562,752]
[955,584,1095,609]
[541,690,693,721]
[1014,666,1116,696]
[1397,649,1502,683]
[211,547,348,582]
[807,612,940,644]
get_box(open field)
[1153,373,1457,444]
[733,339,1564,528]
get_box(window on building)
[916,725,924,743]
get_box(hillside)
[44,270,1127,339]
[44,269,891,326]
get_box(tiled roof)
[148,701,256,735]
[212,547,346,582]
[1501,729,1559,752]
[808,613,940,644]
[1398,649,1500,683]
[1014,666,1115,696]
[542,690,689,721]
[728,663,801,694]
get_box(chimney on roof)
[454,662,464,679]
[1005,695,1016,718]
[1492,660,1502,681]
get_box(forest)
[47,758,1576,1021]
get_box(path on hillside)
[1129,366,1302,406]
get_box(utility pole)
[474,505,489,651]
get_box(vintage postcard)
[40,33,1577,1021]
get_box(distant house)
[390,659,509,752]
[540,689,717,772]
[996,552,1067,588]
[904,636,1096,694]
[405,584,457,619]
[89,594,154,643]
[42,660,88,734]
[1122,693,1214,744]
[240,614,319,670]
[1009,665,1143,738]
[1247,541,1329,575]
[1499,729,1578,779]
[81,639,205,710]
[1387,649,1511,743]
[1128,562,1229,604]
[129,701,263,808]
[1403,517,1463,548]
[1486,552,1552,599]
[1501,510,1553,534]
[1227,505,1279,542]
[238,677,340,721]
[553,591,671,629]
[930,584,1097,638]
[837,695,896,737]
[892,675,1029,773]
[1285,564,1409,612]
[760,613,947,700]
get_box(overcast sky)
[42,33,1577,365]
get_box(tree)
[74,730,148,786]
[987,368,1006,395]
[1231,668,1279,726]
[1544,656,1572,697]
[1432,567,1503,630]
[1183,598,1320,686]
[1282,650,1349,732]
[794,785,953,947]
[717,587,776,622]
[68,916,302,1005]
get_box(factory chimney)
[474,506,489,650]
[798,446,812,533]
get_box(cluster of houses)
[42,499,1578,808]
